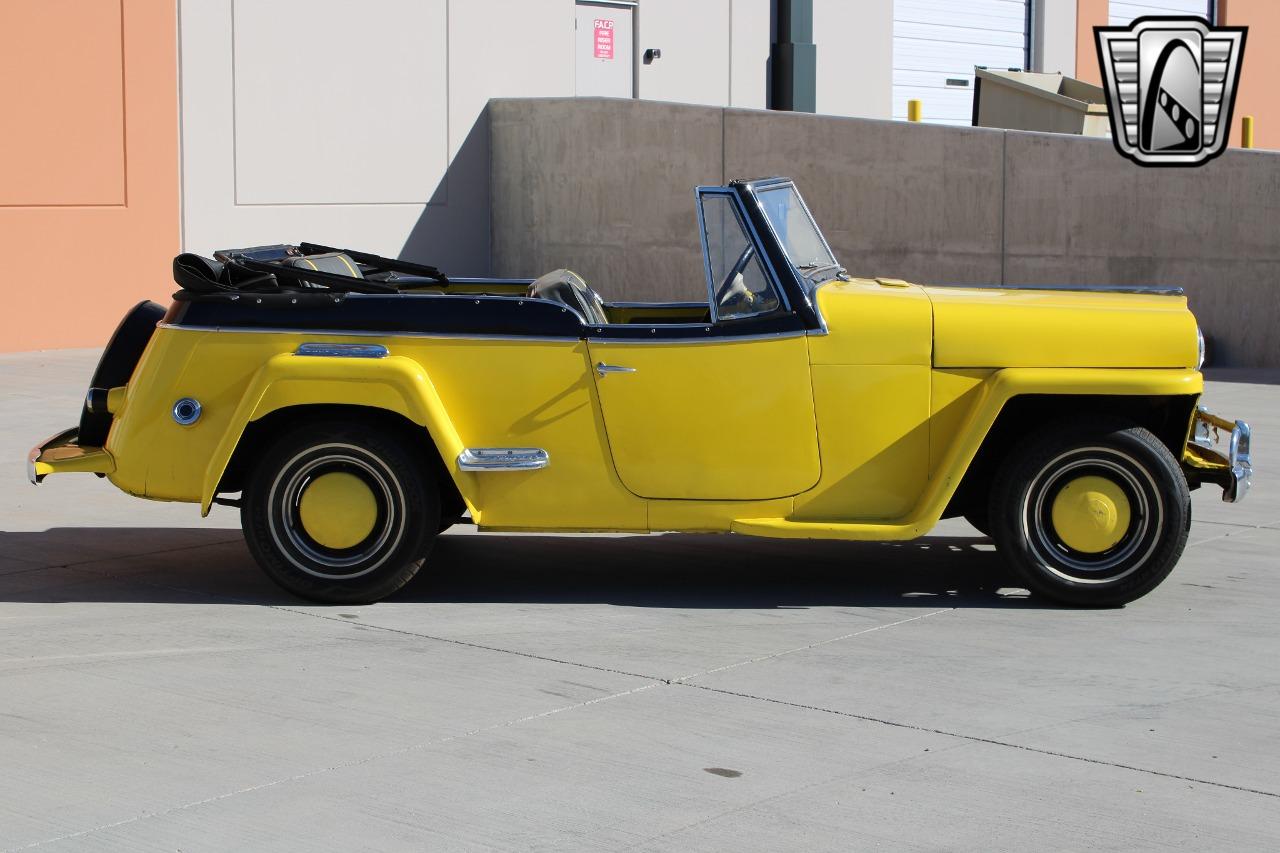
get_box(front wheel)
[242,421,439,603]
[989,418,1190,607]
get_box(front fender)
[200,353,468,515]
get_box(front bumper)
[27,427,115,485]
[1183,408,1252,503]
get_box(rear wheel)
[989,418,1189,607]
[963,506,992,537]
[242,421,438,603]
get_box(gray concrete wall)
[489,97,1280,367]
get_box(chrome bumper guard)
[28,427,80,485]
[28,426,115,485]
[1189,408,1252,503]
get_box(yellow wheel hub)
[1050,475,1131,554]
[297,472,378,550]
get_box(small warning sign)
[594,19,614,60]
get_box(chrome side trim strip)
[296,342,389,358]
[587,329,809,345]
[457,448,550,471]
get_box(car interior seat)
[286,252,364,279]
[527,268,608,325]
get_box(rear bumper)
[27,427,115,485]
[1183,408,1252,504]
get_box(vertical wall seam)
[229,0,239,206]
[721,107,727,184]
[176,0,186,250]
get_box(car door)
[587,188,821,501]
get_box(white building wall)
[176,0,980,271]
[814,0,894,119]
[635,0,731,105]
[1034,0,1078,76]
[730,0,771,108]
[179,0,577,274]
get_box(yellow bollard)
[907,99,922,122]
[1242,115,1254,149]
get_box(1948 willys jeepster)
[30,178,1252,606]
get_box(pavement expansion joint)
[673,682,1280,801]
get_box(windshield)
[757,184,838,275]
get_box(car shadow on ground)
[0,526,1056,609]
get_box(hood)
[922,284,1200,369]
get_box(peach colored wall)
[1074,0,1109,85]
[0,0,179,353]
[1220,0,1280,150]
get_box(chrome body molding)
[595,362,636,376]
[296,342,389,358]
[457,447,550,472]
[587,329,810,345]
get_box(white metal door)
[892,0,1029,125]
[575,1,634,98]
[1110,1,1213,26]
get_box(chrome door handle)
[596,362,636,377]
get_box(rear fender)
[201,354,471,515]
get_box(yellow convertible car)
[29,178,1251,606]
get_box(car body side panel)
[105,327,646,530]
[807,279,933,366]
[732,367,1205,540]
[420,338,644,530]
[926,286,1199,368]
[928,369,995,477]
[587,335,821,500]
[793,364,931,521]
[106,327,216,501]
[793,281,933,521]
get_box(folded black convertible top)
[173,243,450,297]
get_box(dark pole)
[769,0,816,112]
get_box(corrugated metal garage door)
[893,0,1028,125]
[1110,1,1213,26]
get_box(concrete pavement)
[1,349,1277,851]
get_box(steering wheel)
[714,244,757,310]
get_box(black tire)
[989,418,1190,607]
[963,506,992,538]
[438,490,468,532]
[241,421,438,603]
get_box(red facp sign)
[593,18,614,60]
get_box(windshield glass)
[757,185,838,274]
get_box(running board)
[457,447,549,471]
[730,517,931,541]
